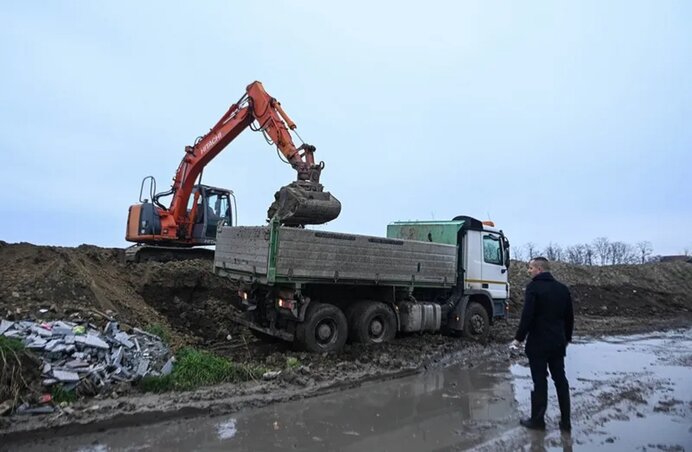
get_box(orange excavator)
[125,81,341,261]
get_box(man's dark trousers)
[527,348,570,428]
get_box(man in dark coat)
[511,257,574,432]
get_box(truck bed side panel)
[215,226,457,286]
[276,228,456,284]
[214,227,270,275]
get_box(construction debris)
[0,319,172,399]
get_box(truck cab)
[387,215,511,323]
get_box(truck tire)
[463,302,489,341]
[295,303,348,353]
[350,302,397,345]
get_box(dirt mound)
[1,243,690,350]
[128,260,239,342]
[0,242,241,348]
[508,260,692,317]
[1,243,143,319]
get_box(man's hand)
[509,339,522,351]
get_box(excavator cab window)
[189,186,233,241]
[203,191,232,238]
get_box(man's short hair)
[531,256,550,272]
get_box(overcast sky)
[1,1,690,255]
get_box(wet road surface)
[11,329,692,451]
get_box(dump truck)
[214,216,510,353]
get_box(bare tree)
[584,243,594,265]
[517,238,657,266]
[636,241,653,264]
[565,244,593,265]
[512,244,525,262]
[565,245,584,265]
[609,241,638,265]
[592,237,610,265]
[544,242,564,262]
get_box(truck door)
[480,232,509,300]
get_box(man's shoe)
[519,418,546,430]
[559,421,571,433]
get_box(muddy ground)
[14,329,691,451]
[0,241,691,441]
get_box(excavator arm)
[152,81,340,240]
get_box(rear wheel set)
[348,302,396,345]
[295,301,397,353]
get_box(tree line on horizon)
[512,237,691,265]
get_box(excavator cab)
[190,185,234,242]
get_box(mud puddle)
[9,329,692,451]
[479,328,692,451]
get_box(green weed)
[286,356,300,369]
[0,336,24,352]
[51,385,77,404]
[139,347,266,393]
[145,323,171,344]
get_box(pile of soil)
[2,242,691,344]
[2,241,691,346]
[0,242,242,349]
[508,260,692,317]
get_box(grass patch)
[51,385,77,404]
[0,336,24,352]
[286,357,300,369]
[139,347,266,393]
[1,336,40,407]
[145,323,171,344]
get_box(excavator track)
[124,244,215,263]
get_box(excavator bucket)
[268,182,341,226]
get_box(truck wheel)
[350,302,397,345]
[295,303,348,353]
[463,302,489,341]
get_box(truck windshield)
[483,234,503,265]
